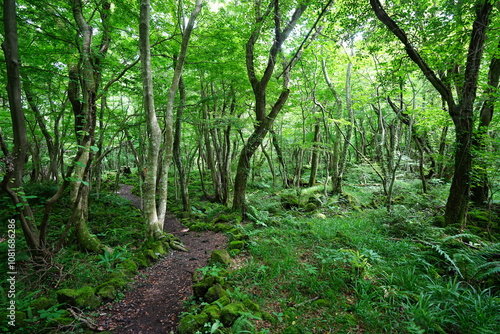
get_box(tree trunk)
[370,0,493,226]
[1,0,41,255]
[233,1,307,212]
[173,74,191,213]
[69,0,109,251]
[470,40,500,204]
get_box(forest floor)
[94,185,227,333]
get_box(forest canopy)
[1,0,500,333]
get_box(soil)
[94,185,227,333]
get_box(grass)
[223,182,500,334]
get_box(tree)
[140,0,202,239]
[370,0,498,226]
[232,0,308,212]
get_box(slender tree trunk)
[1,0,41,255]
[470,40,500,204]
[233,1,307,212]
[140,0,162,239]
[308,121,321,187]
[173,74,191,213]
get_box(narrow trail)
[94,185,227,333]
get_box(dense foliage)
[1,0,499,333]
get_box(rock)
[228,240,245,250]
[220,302,245,325]
[120,259,138,275]
[178,314,200,334]
[193,276,217,298]
[30,297,52,311]
[204,284,229,303]
[203,304,221,321]
[96,284,118,301]
[242,299,260,313]
[56,286,101,309]
[208,249,231,267]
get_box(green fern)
[420,240,464,278]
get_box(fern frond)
[421,240,464,279]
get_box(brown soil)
[94,185,227,333]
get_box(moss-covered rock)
[96,284,118,301]
[243,299,260,313]
[56,286,101,309]
[228,240,245,250]
[203,304,221,321]
[120,259,138,275]
[213,295,231,307]
[204,284,229,303]
[220,302,245,325]
[214,223,232,232]
[178,314,200,334]
[280,194,300,209]
[30,297,52,311]
[208,249,231,267]
[193,276,218,298]
[303,202,317,212]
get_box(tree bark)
[1,0,41,254]
[173,74,191,213]
[470,40,500,204]
[233,0,307,212]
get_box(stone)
[220,302,245,325]
[208,249,231,267]
[204,284,229,303]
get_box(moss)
[194,312,210,326]
[135,252,151,268]
[76,222,105,253]
[151,241,168,256]
[243,299,260,313]
[96,284,117,301]
[213,295,231,307]
[214,223,232,232]
[75,286,101,309]
[120,259,138,275]
[208,249,231,267]
[193,276,217,298]
[203,304,221,321]
[178,314,201,334]
[303,202,318,212]
[280,194,300,209]
[56,286,101,309]
[228,240,245,250]
[204,284,229,303]
[220,302,245,325]
[143,249,159,261]
[56,288,79,305]
[30,297,52,311]
[261,311,275,323]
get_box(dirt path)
[94,185,227,333]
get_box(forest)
[1,0,500,333]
